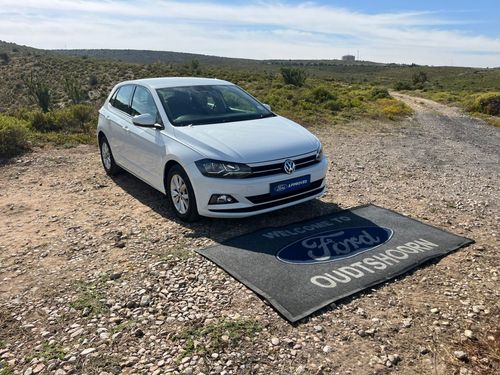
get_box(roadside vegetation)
[1,39,498,159]
[390,68,500,125]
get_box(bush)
[307,86,335,103]
[64,76,88,105]
[30,106,96,133]
[412,71,428,86]
[393,81,413,90]
[88,75,98,87]
[23,73,51,112]
[0,52,9,64]
[280,67,307,87]
[473,93,500,116]
[370,87,390,100]
[324,99,342,112]
[378,98,413,119]
[0,115,30,158]
[70,104,95,130]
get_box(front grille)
[246,179,324,204]
[249,154,319,178]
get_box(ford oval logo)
[275,184,288,192]
[276,226,393,264]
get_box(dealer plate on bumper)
[270,175,311,195]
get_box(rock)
[134,328,145,338]
[271,337,280,346]
[140,295,151,307]
[387,354,400,366]
[454,351,468,361]
[70,328,84,338]
[419,347,430,355]
[33,363,45,374]
[81,348,96,356]
[82,307,91,317]
[464,330,474,339]
[54,370,67,375]
[314,325,323,332]
[24,368,33,375]
[211,353,219,359]
[322,345,332,353]
[430,308,439,314]
[295,365,306,374]
[109,272,122,280]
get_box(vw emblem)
[283,159,296,174]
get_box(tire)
[167,165,200,222]
[99,136,121,176]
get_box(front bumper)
[185,157,328,218]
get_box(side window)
[112,85,134,114]
[130,86,159,119]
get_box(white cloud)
[0,0,499,67]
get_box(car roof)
[118,77,232,90]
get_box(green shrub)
[280,67,307,87]
[88,75,98,87]
[325,99,342,113]
[412,71,428,86]
[0,52,9,64]
[370,87,390,100]
[64,76,88,104]
[473,93,500,116]
[393,81,413,90]
[31,111,60,132]
[23,73,51,113]
[307,86,335,103]
[378,98,413,119]
[70,104,95,130]
[0,115,30,158]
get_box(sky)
[0,0,499,67]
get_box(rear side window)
[131,86,159,118]
[111,85,134,114]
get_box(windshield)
[156,84,275,126]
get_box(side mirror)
[263,103,272,111]
[132,114,163,129]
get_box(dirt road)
[0,95,498,374]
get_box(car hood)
[172,115,319,163]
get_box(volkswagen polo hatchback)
[98,77,327,221]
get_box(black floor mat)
[196,204,473,322]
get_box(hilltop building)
[342,55,355,62]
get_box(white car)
[97,77,327,221]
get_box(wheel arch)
[97,130,106,143]
[163,159,182,191]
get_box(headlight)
[195,159,251,178]
[316,145,324,161]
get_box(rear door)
[107,85,135,169]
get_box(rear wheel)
[99,136,121,176]
[167,165,200,222]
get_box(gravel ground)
[0,95,498,375]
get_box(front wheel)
[167,165,200,222]
[99,136,121,176]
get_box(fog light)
[209,194,238,205]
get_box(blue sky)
[1,0,499,67]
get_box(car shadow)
[110,170,342,243]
